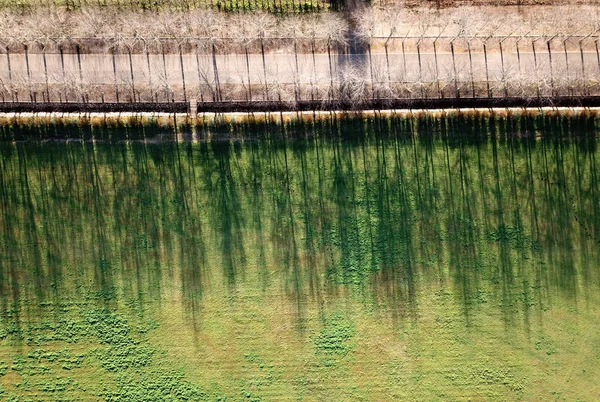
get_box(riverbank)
[1,106,598,141]
[3,97,600,114]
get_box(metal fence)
[1,35,599,104]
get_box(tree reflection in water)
[0,121,599,336]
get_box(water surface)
[1,131,599,400]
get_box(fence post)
[563,38,571,96]
[162,42,172,102]
[368,43,375,101]
[128,47,136,103]
[179,45,187,103]
[195,41,204,102]
[311,39,317,101]
[146,46,154,102]
[433,40,441,98]
[468,40,475,98]
[595,40,600,82]
[24,44,33,102]
[401,39,408,98]
[328,39,334,102]
[43,47,50,102]
[5,47,11,81]
[579,39,587,96]
[76,42,85,102]
[260,36,268,101]
[451,40,459,98]
[532,39,540,98]
[59,43,66,102]
[516,39,521,74]
[417,40,424,98]
[547,38,554,97]
[112,46,119,103]
[245,44,252,101]
[76,43,83,82]
[483,41,491,98]
[211,41,221,102]
[293,38,300,102]
[384,36,391,84]
[499,40,507,98]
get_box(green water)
[1,130,599,400]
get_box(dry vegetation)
[0,8,349,43]
[355,5,600,37]
[1,4,600,104]
[0,0,596,11]
[1,5,599,45]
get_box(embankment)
[1,106,598,142]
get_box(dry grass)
[0,8,349,43]
[1,5,599,44]
[354,4,600,37]
[1,5,600,103]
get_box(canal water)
[0,127,599,400]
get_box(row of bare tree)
[1,35,599,104]
[2,5,600,45]
[0,0,329,12]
